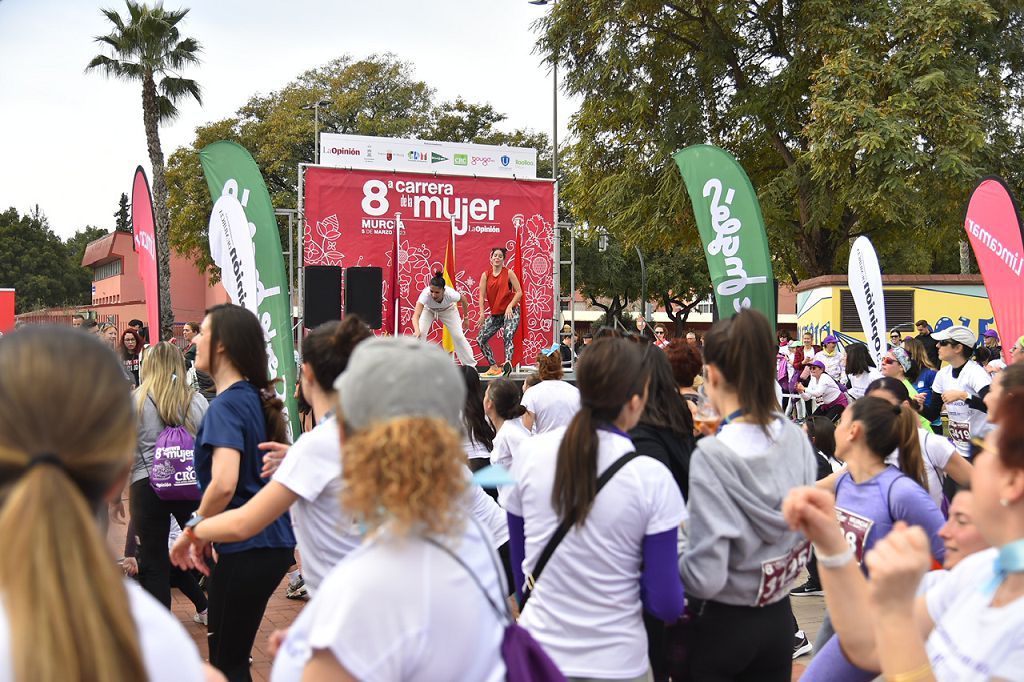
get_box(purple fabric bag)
[501,622,567,682]
[148,425,202,501]
[425,528,566,682]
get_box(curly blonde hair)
[342,417,468,537]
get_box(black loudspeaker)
[345,267,383,329]
[304,266,342,328]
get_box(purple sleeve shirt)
[834,466,945,567]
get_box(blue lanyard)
[983,538,1024,595]
[717,409,746,433]
[598,424,633,441]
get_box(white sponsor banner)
[208,188,259,316]
[319,133,537,179]
[848,236,887,367]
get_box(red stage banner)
[304,167,555,365]
[131,167,160,339]
[964,177,1024,362]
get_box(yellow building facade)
[796,275,996,346]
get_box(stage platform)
[478,368,577,386]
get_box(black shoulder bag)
[521,451,639,606]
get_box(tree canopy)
[0,208,106,313]
[167,54,551,277]
[570,228,712,332]
[536,0,1024,282]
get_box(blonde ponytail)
[0,463,146,681]
[0,327,144,681]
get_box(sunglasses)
[881,357,899,365]
[937,340,956,347]
[655,330,665,335]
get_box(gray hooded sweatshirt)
[679,416,817,606]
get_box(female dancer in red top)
[477,247,522,377]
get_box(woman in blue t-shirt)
[170,303,296,682]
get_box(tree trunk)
[142,72,175,340]
[959,239,972,274]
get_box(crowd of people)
[2,303,1023,681]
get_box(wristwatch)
[184,512,204,538]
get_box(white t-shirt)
[848,369,883,400]
[490,418,531,469]
[805,373,842,407]
[270,517,506,682]
[813,349,846,382]
[272,416,361,595]
[504,428,685,678]
[466,475,510,547]
[0,581,205,682]
[416,285,461,311]
[925,547,1024,680]
[464,437,491,461]
[931,361,992,458]
[521,380,581,434]
[885,428,956,508]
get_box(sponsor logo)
[454,153,468,166]
[472,156,496,166]
[500,155,511,167]
[407,150,429,162]
[515,158,535,167]
[431,152,448,163]
[386,150,394,161]
[327,147,360,156]
[365,146,374,162]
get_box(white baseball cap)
[931,325,977,347]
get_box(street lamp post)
[301,99,330,164]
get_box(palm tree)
[87,1,202,338]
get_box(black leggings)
[684,597,793,682]
[129,479,199,608]
[207,546,293,682]
[171,567,207,612]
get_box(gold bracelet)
[886,663,933,682]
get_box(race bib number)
[949,420,971,446]
[835,507,874,563]
[755,539,812,607]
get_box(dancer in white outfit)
[412,271,476,366]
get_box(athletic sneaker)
[286,576,308,600]
[793,631,813,659]
[502,361,513,377]
[193,610,207,626]
[482,366,502,377]
[790,579,824,597]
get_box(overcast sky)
[0,0,575,239]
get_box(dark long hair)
[460,365,495,450]
[553,338,649,526]
[702,308,777,427]
[302,317,372,391]
[638,345,694,438]
[844,343,875,376]
[486,378,526,421]
[850,396,926,489]
[205,303,288,443]
[806,416,836,459]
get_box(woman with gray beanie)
[270,337,509,681]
